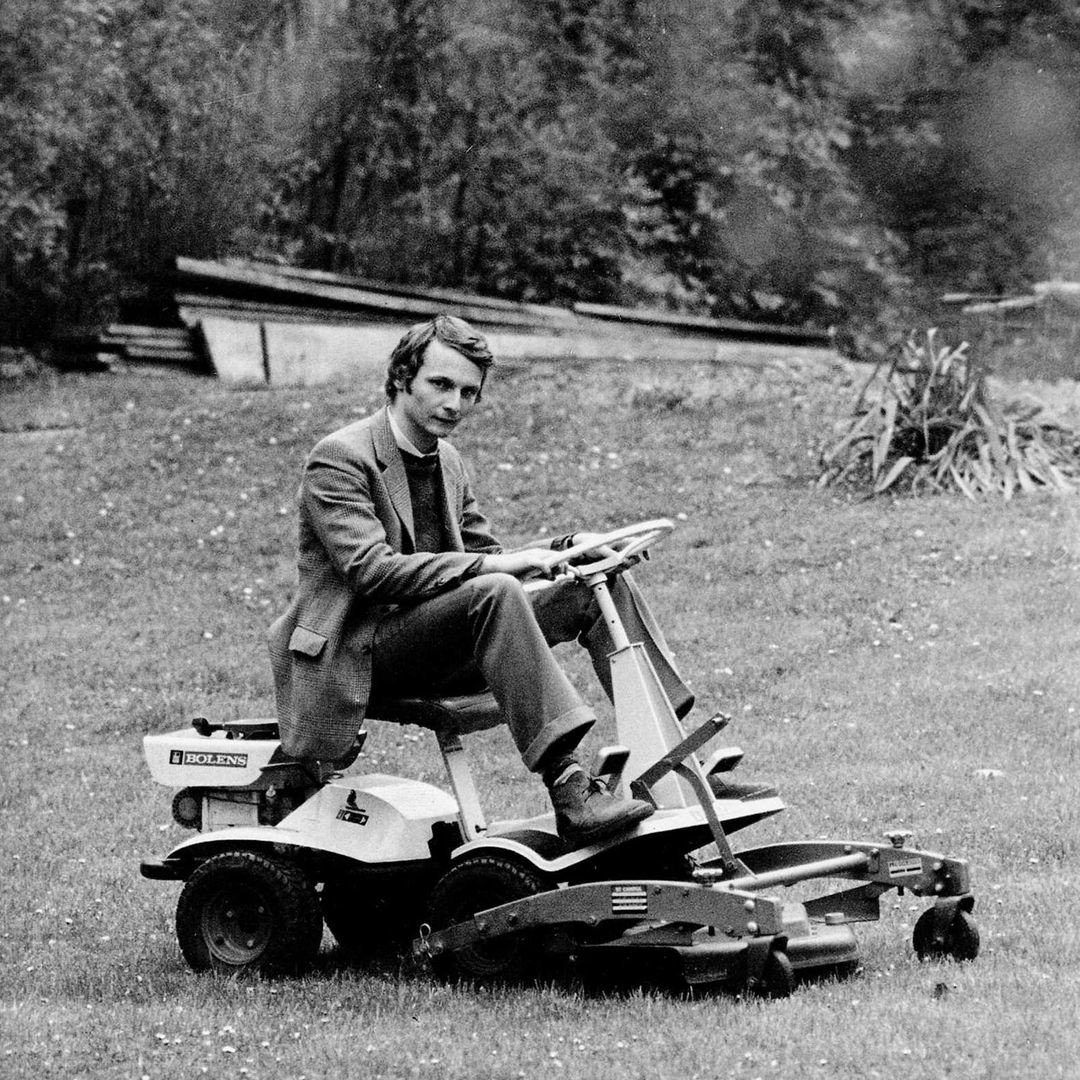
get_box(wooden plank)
[115,338,196,353]
[176,296,384,327]
[941,292,1018,305]
[240,260,576,324]
[102,335,193,348]
[122,346,200,362]
[263,322,400,387]
[962,296,1041,314]
[573,301,829,343]
[197,317,267,384]
[106,324,192,341]
[51,328,123,352]
[174,257,553,330]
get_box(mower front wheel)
[913,904,980,963]
[743,946,795,999]
[759,948,795,998]
[176,850,322,975]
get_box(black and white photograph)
[2,2,1078,1078]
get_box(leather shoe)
[551,767,654,845]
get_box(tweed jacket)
[268,408,501,761]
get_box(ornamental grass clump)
[818,330,1080,499]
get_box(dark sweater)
[400,448,453,553]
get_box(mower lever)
[629,713,730,799]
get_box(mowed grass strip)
[1,354,1078,1080]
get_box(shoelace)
[584,776,612,799]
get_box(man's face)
[390,338,484,452]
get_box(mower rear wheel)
[176,850,322,975]
[913,906,980,962]
[426,854,546,982]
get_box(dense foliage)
[3,0,1080,349]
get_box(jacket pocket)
[289,625,328,659]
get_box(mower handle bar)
[537,518,675,579]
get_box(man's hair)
[385,314,494,400]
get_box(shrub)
[818,329,1080,499]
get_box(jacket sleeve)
[458,466,503,556]
[301,448,483,602]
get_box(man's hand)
[564,532,606,555]
[478,548,557,580]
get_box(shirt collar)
[386,405,438,459]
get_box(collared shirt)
[386,405,437,460]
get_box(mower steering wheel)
[540,518,675,579]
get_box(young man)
[268,314,693,845]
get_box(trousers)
[369,571,693,772]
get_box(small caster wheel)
[748,948,794,999]
[913,905,980,962]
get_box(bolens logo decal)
[336,790,369,826]
[169,749,248,767]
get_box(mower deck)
[414,831,974,992]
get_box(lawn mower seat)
[366,692,505,838]
[365,692,504,736]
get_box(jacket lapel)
[373,408,414,545]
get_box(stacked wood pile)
[50,257,832,386]
[50,323,204,373]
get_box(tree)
[592,0,906,338]
[260,0,625,303]
[0,0,292,342]
[841,0,1080,296]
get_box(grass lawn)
[1,350,1078,1079]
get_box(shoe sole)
[558,803,655,847]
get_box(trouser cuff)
[522,705,595,773]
